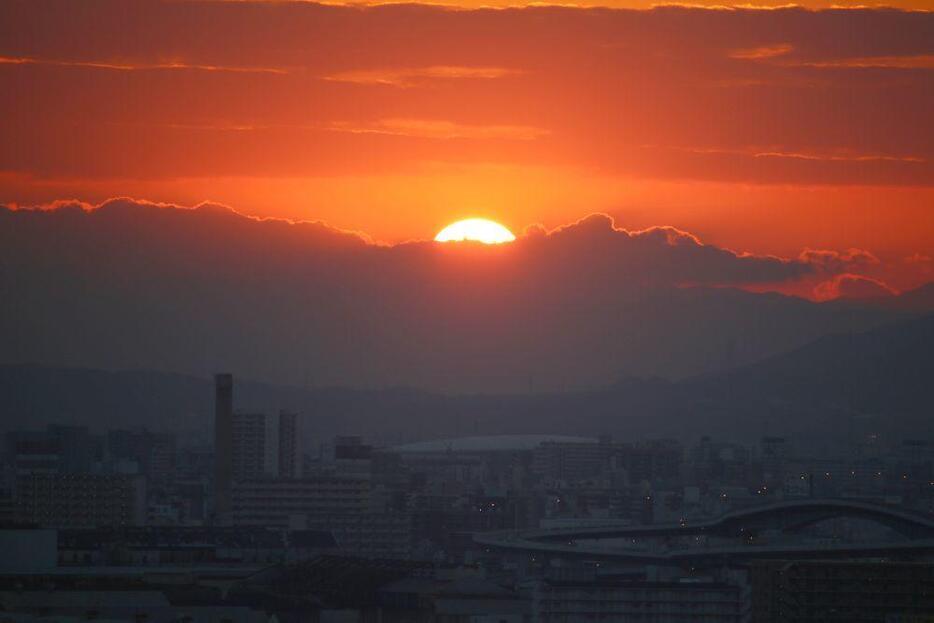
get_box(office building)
[231,410,301,480]
[278,410,300,479]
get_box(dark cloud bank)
[0,199,924,393]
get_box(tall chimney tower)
[214,373,234,519]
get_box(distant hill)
[879,282,934,312]
[676,312,934,438]
[0,313,931,448]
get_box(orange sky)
[1,0,932,295]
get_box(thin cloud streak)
[729,51,934,69]
[642,144,927,164]
[728,43,794,59]
[322,66,523,87]
[786,54,934,69]
[0,55,290,74]
[326,119,550,140]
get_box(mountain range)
[1,311,931,450]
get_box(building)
[214,374,301,519]
[626,439,684,484]
[278,410,300,479]
[14,472,146,528]
[7,435,60,475]
[531,438,683,485]
[534,573,746,622]
[0,528,57,572]
[5,425,102,476]
[751,560,934,622]
[760,436,789,481]
[230,477,413,558]
[230,410,301,481]
[57,526,336,566]
[309,512,414,560]
[107,429,177,483]
[231,477,373,528]
[532,440,609,482]
[231,411,269,481]
[225,554,529,620]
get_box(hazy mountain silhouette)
[1,313,931,448]
[870,282,934,312]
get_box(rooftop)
[393,435,597,453]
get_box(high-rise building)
[231,411,268,481]
[231,410,301,480]
[214,373,234,517]
[214,374,301,520]
[278,410,300,479]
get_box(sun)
[435,218,516,244]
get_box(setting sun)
[435,218,516,244]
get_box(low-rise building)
[534,573,746,623]
[751,560,934,623]
[15,472,146,528]
[231,477,372,528]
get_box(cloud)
[323,66,522,87]
[641,145,925,164]
[752,152,924,164]
[0,198,888,392]
[728,43,794,59]
[813,273,897,301]
[527,213,815,288]
[0,55,289,74]
[326,119,549,140]
[783,54,934,69]
[798,247,880,273]
[905,253,932,264]
[727,47,934,70]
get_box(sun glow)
[435,218,516,244]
